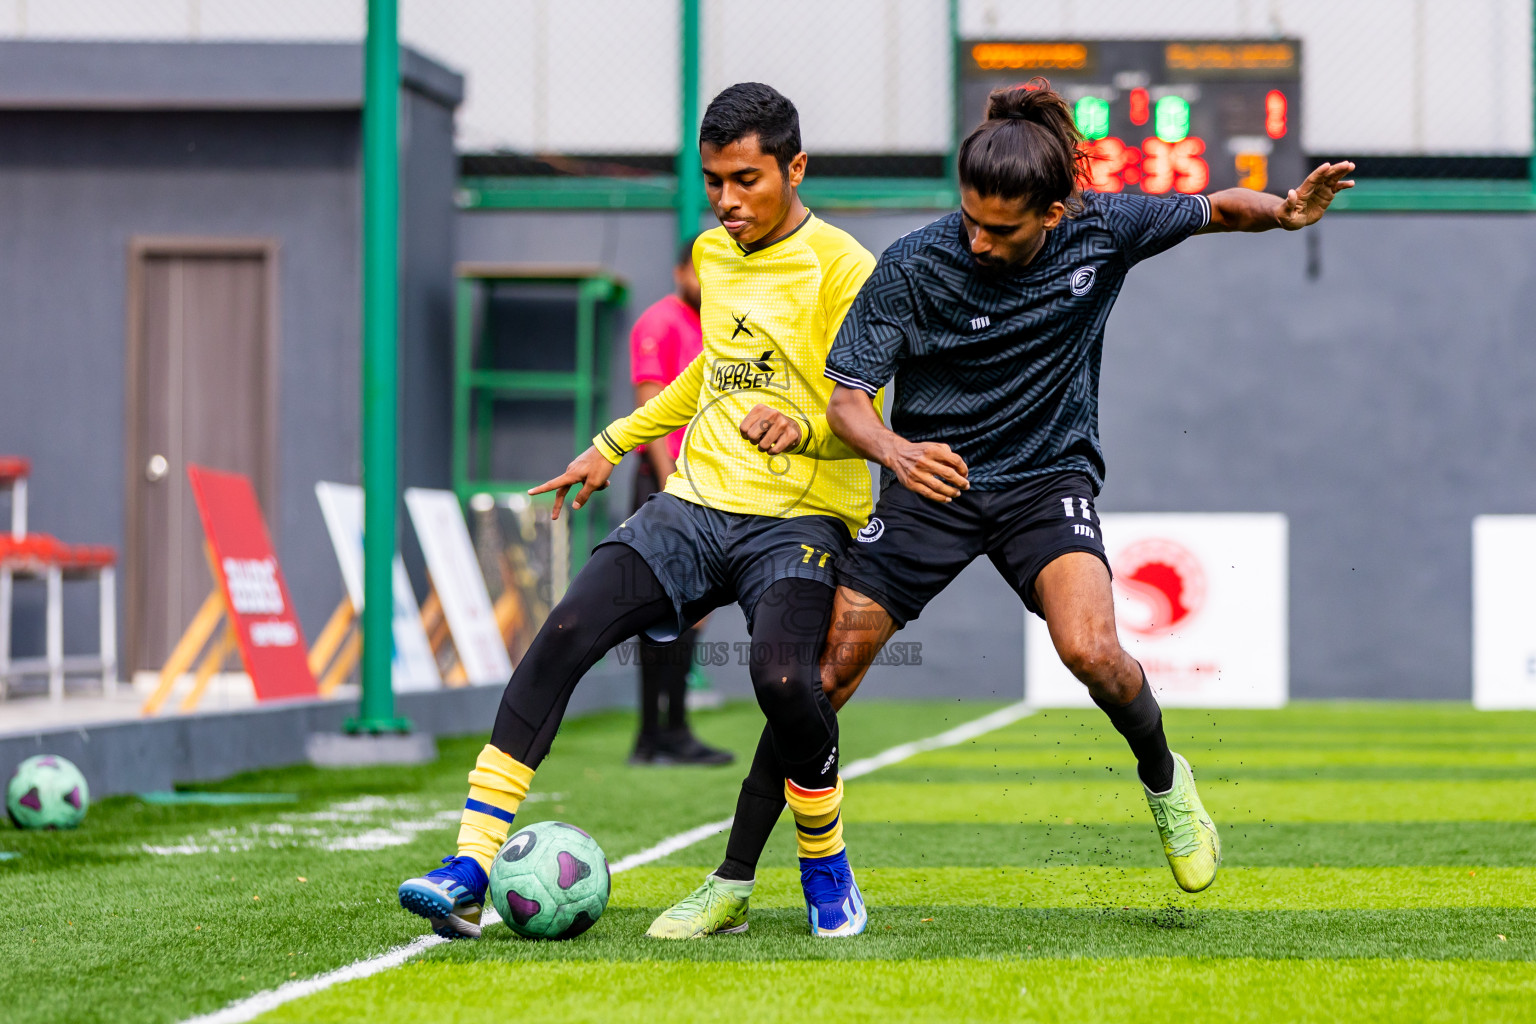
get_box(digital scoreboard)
[958,40,1303,196]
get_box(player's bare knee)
[819,652,856,702]
[1057,633,1122,687]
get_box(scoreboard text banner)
[1472,516,1536,709]
[1025,513,1287,708]
[187,464,319,702]
[314,482,441,692]
[959,38,1302,196]
[404,488,514,686]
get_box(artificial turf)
[257,957,1536,1024]
[3,701,1534,1023]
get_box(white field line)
[609,700,1036,872]
[180,701,1034,1024]
[181,935,445,1024]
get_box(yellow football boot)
[646,874,752,939]
[1145,752,1221,892]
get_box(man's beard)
[971,251,1014,274]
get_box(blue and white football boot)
[799,849,868,937]
[398,855,488,939]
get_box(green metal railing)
[459,176,961,212]
[452,267,627,571]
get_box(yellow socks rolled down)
[785,776,845,860]
[457,744,535,872]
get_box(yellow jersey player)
[397,83,878,940]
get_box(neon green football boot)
[1145,752,1221,893]
[645,874,753,939]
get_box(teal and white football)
[7,755,89,830]
[488,821,610,939]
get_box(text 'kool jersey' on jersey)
[593,213,879,535]
[825,190,1210,494]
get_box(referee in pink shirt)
[627,238,732,766]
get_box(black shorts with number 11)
[836,471,1110,627]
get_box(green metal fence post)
[350,0,410,734]
[948,0,961,186]
[452,276,473,501]
[572,279,598,568]
[677,0,703,246]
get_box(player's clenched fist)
[739,404,803,456]
[890,441,969,503]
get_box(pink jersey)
[629,293,703,460]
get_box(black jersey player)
[656,80,1353,933]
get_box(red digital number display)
[1265,90,1287,139]
[1128,87,1150,126]
[1080,137,1141,192]
[1141,137,1209,193]
[1079,137,1209,195]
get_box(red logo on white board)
[1113,538,1206,638]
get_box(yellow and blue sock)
[457,744,535,872]
[785,776,845,860]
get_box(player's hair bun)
[985,80,1060,123]
[960,78,1086,211]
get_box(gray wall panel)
[0,67,459,671]
[396,84,461,597]
[0,113,361,659]
[1100,216,1536,698]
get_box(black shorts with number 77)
[836,471,1111,627]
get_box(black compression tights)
[489,543,839,794]
[716,581,839,881]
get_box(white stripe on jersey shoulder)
[824,367,881,396]
[1194,193,1212,228]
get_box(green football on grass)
[6,754,89,830]
[489,820,610,939]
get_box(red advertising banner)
[187,465,318,702]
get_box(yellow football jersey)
[593,212,878,535]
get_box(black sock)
[716,577,835,881]
[715,728,787,882]
[1092,669,1175,792]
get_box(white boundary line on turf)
[183,934,445,1024]
[179,700,1034,1024]
[610,700,1036,872]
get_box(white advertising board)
[314,482,441,691]
[1472,515,1536,709]
[404,488,514,686]
[1025,513,1288,708]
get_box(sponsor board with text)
[315,482,441,692]
[1025,513,1287,708]
[404,488,513,686]
[188,465,318,702]
[1472,516,1536,709]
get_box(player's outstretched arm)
[1202,161,1355,233]
[581,354,703,494]
[609,354,705,445]
[529,446,614,520]
[826,385,969,503]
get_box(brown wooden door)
[126,240,278,674]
